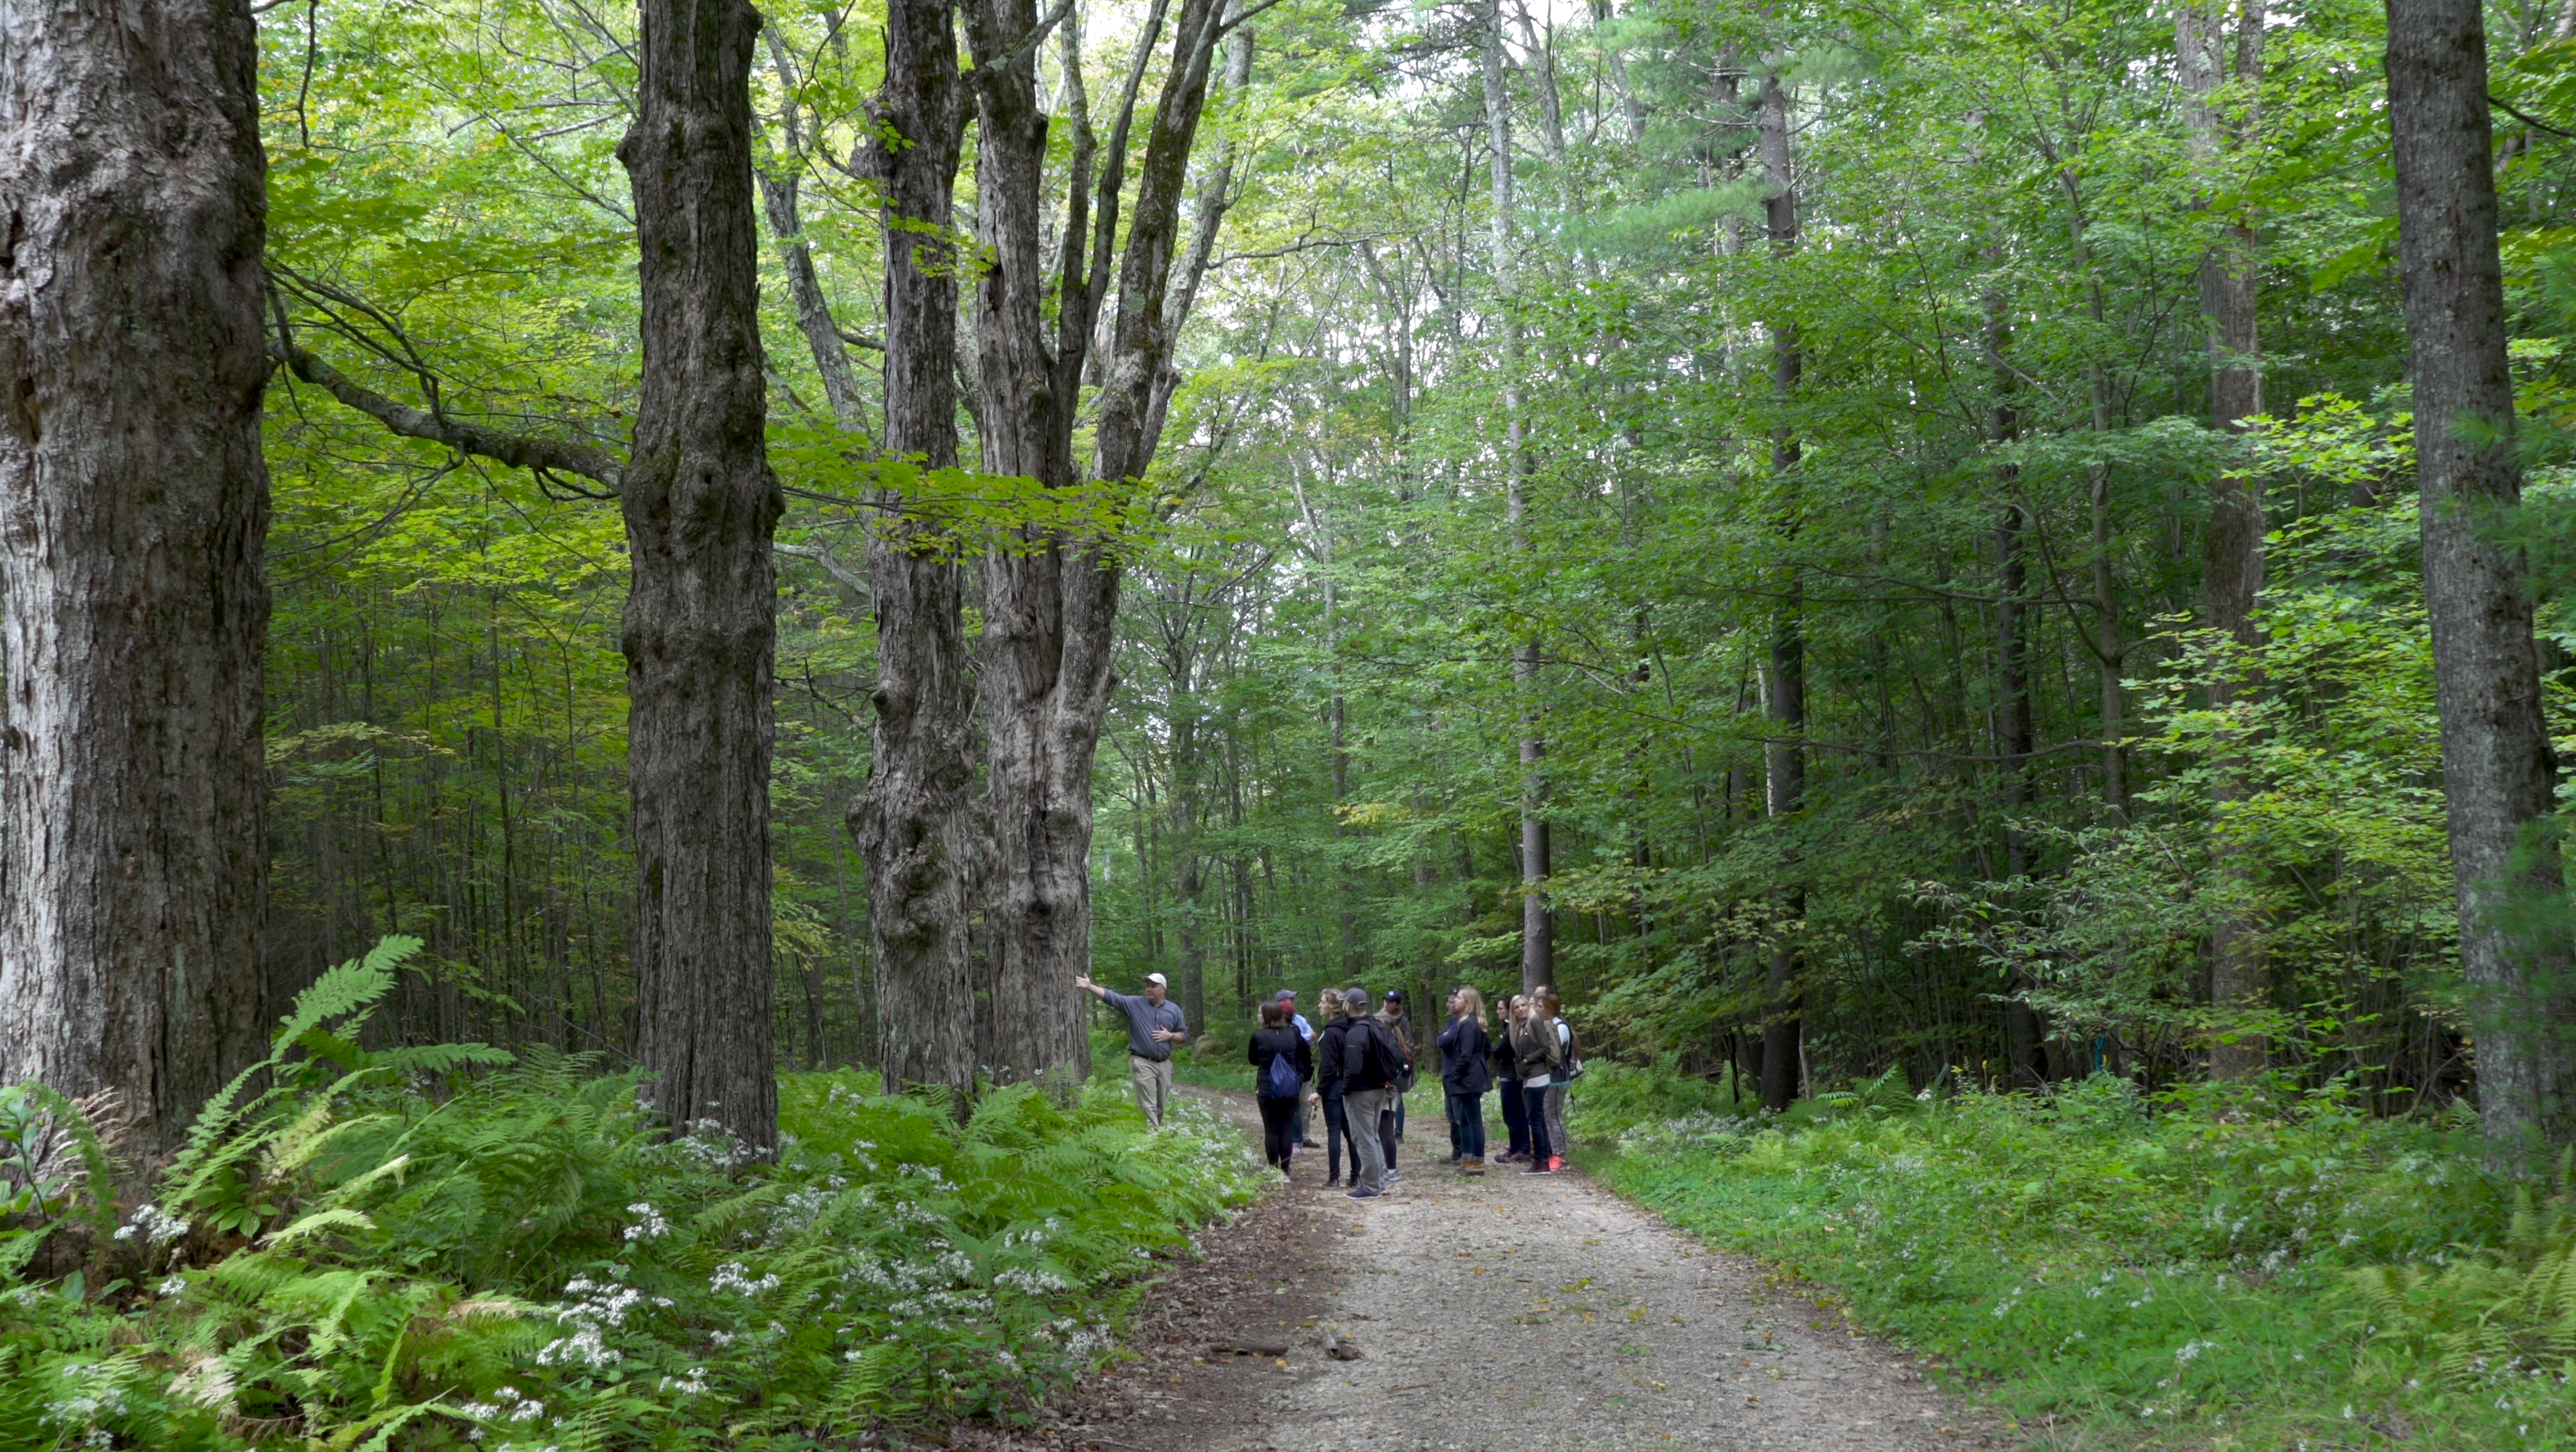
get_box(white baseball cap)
[1144,972,1168,986]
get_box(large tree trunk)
[965,0,1231,1087]
[1757,66,1804,1115]
[1988,288,2047,1091]
[0,0,271,1152]
[851,0,979,1106]
[617,0,782,1151]
[2183,0,2272,1081]
[2387,0,2576,1149]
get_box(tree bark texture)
[1758,66,1803,1114]
[964,0,1229,1087]
[2183,0,2272,1080]
[616,0,783,1150]
[852,0,978,1105]
[0,0,271,1151]
[2387,0,2576,1148]
[1988,290,2047,1089]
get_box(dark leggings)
[1323,1091,1352,1180]
[1256,1094,1298,1170]
[1447,1089,1486,1158]
[1524,1084,1552,1162]
[1380,1105,1399,1171]
[1499,1075,1530,1155]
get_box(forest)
[9,0,2576,1444]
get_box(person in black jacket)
[1338,989,1402,1198]
[1491,994,1532,1162]
[1437,987,1493,1173]
[1313,991,1356,1188]
[1246,1001,1313,1173]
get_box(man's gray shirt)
[1101,990,1188,1060]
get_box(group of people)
[1246,982,1578,1198]
[1073,965,1582,1196]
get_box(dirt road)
[1144,1086,1995,1452]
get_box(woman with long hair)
[1248,1000,1313,1173]
[1491,994,1531,1162]
[1507,992,1562,1173]
[1537,987,1574,1173]
[1437,986,1492,1173]
[1313,990,1356,1187]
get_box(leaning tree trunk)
[851,0,979,1107]
[2387,0,2576,1150]
[2380,0,2576,1153]
[1757,66,1805,1115]
[0,0,272,1152]
[617,0,782,1151]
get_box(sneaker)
[1346,1188,1381,1200]
[1548,1155,1566,1172]
[1524,1160,1552,1174]
[1325,1176,1340,1189]
[1385,1169,1399,1185]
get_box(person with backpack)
[1338,988,1405,1199]
[1274,989,1315,1147]
[1248,1000,1313,1174]
[1437,986,1492,1173]
[1314,991,1356,1188]
[1537,986,1577,1173]
[1491,995,1530,1162]
[1507,992,1563,1173]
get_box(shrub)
[1,939,1263,1450]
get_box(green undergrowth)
[1573,1060,2576,1450]
[1,940,1264,1450]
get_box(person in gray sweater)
[1075,971,1188,1127]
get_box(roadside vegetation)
[1575,1060,2576,1449]
[1,943,1262,1451]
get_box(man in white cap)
[1075,970,1188,1127]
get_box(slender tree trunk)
[616,0,782,1150]
[851,0,978,1106]
[2388,0,2576,1149]
[2183,0,2272,1080]
[1757,65,1803,1114]
[1484,0,1553,994]
[1989,288,2047,1090]
[0,0,271,1151]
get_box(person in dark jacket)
[1313,991,1356,1188]
[1508,992,1564,1174]
[1339,989,1402,1198]
[1374,990,1414,1181]
[1437,987,1493,1174]
[1247,1001,1313,1173]
[1491,994,1531,1162]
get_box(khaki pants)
[1129,1053,1174,1128]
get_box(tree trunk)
[0,0,271,1151]
[965,0,1231,1087]
[851,0,979,1107]
[2184,0,2272,1080]
[2388,0,2576,1149]
[1758,66,1803,1115]
[1989,288,2047,1091]
[616,0,782,1151]
[1484,0,1553,995]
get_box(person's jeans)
[1499,1074,1530,1155]
[1523,1083,1552,1162]
[1256,1093,1298,1170]
[1344,1087,1390,1192]
[1544,1082,1570,1161]
[1446,1089,1486,1159]
[1322,1089,1352,1181]
[1130,1054,1174,1128]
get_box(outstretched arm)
[1072,973,1110,1001]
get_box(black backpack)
[1353,1019,1407,1090]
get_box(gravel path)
[1173,1086,1996,1452]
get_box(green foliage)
[1586,1064,2576,1447]
[1,944,1262,1450]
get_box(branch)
[271,334,625,488]
[774,540,873,602]
[2492,93,2576,141]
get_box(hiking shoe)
[1524,1160,1552,1174]
[1346,1188,1381,1200]
[1465,1157,1486,1175]
[1324,1177,1341,1189]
